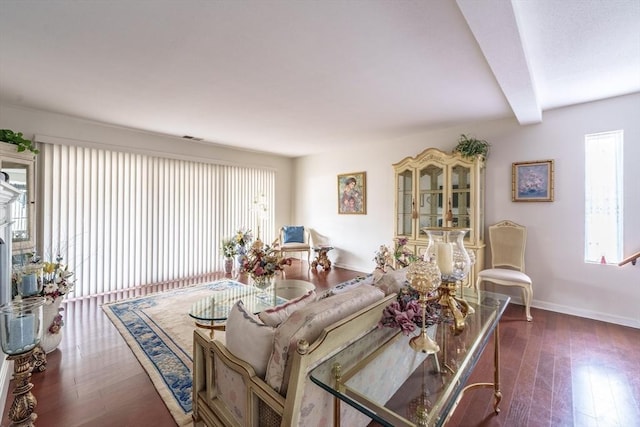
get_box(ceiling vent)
[182,135,203,141]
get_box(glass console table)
[310,291,510,426]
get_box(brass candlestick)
[7,349,38,427]
[437,279,471,335]
[422,227,475,335]
[406,260,441,354]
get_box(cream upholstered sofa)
[192,271,408,427]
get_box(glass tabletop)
[309,291,510,427]
[188,285,287,323]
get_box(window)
[37,142,275,298]
[585,130,623,264]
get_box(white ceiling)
[0,1,638,157]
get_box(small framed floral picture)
[338,171,366,214]
[512,160,554,202]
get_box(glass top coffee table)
[188,279,315,337]
[309,291,510,426]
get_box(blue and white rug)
[102,279,250,426]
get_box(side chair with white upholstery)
[274,226,311,265]
[475,220,533,321]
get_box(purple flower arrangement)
[379,286,441,335]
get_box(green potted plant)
[0,129,39,155]
[453,134,489,160]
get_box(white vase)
[40,297,64,353]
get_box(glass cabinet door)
[418,164,443,236]
[396,169,414,237]
[451,164,471,236]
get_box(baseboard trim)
[502,295,640,329]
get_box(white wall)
[0,104,295,237]
[296,93,640,328]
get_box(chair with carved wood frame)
[273,226,311,265]
[474,220,533,321]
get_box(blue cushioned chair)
[275,226,311,265]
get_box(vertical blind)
[38,142,275,298]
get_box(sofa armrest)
[193,329,285,427]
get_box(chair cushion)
[226,300,276,378]
[478,268,532,284]
[265,285,385,394]
[282,226,304,243]
[258,290,316,327]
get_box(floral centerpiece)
[242,240,291,288]
[373,244,394,271]
[393,237,419,268]
[221,238,237,258]
[41,255,75,304]
[234,228,253,255]
[373,238,419,271]
[378,286,441,335]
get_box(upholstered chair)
[475,220,533,321]
[274,226,311,264]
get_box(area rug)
[102,279,250,426]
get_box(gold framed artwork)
[338,171,366,214]
[512,160,554,202]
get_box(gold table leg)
[194,322,225,339]
[459,322,502,413]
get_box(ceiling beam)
[456,0,542,125]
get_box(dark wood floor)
[3,262,639,427]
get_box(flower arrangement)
[12,253,75,304]
[393,237,418,268]
[373,244,394,270]
[378,286,440,335]
[373,238,419,271]
[242,240,291,279]
[221,238,237,258]
[41,255,75,304]
[233,228,254,255]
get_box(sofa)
[192,271,408,427]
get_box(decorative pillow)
[373,267,409,296]
[225,300,275,378]
[265,285,385,395]
[258,290,316,327]
[282,226,304,243]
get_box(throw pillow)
[265,285,385,394]
[225,300,275,378]
[258,290,316,327]
[373,267,408,296]
[282,226,304,243]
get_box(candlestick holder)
[0,297,44,427]
[422,227,475,334]
[406,259,441,354]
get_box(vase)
[251,275,274,290]
[236,254,247,272]
[224,257,234,275]
[40,297,64,353]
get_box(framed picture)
[338,171,366,214]
[512,160,554,202]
